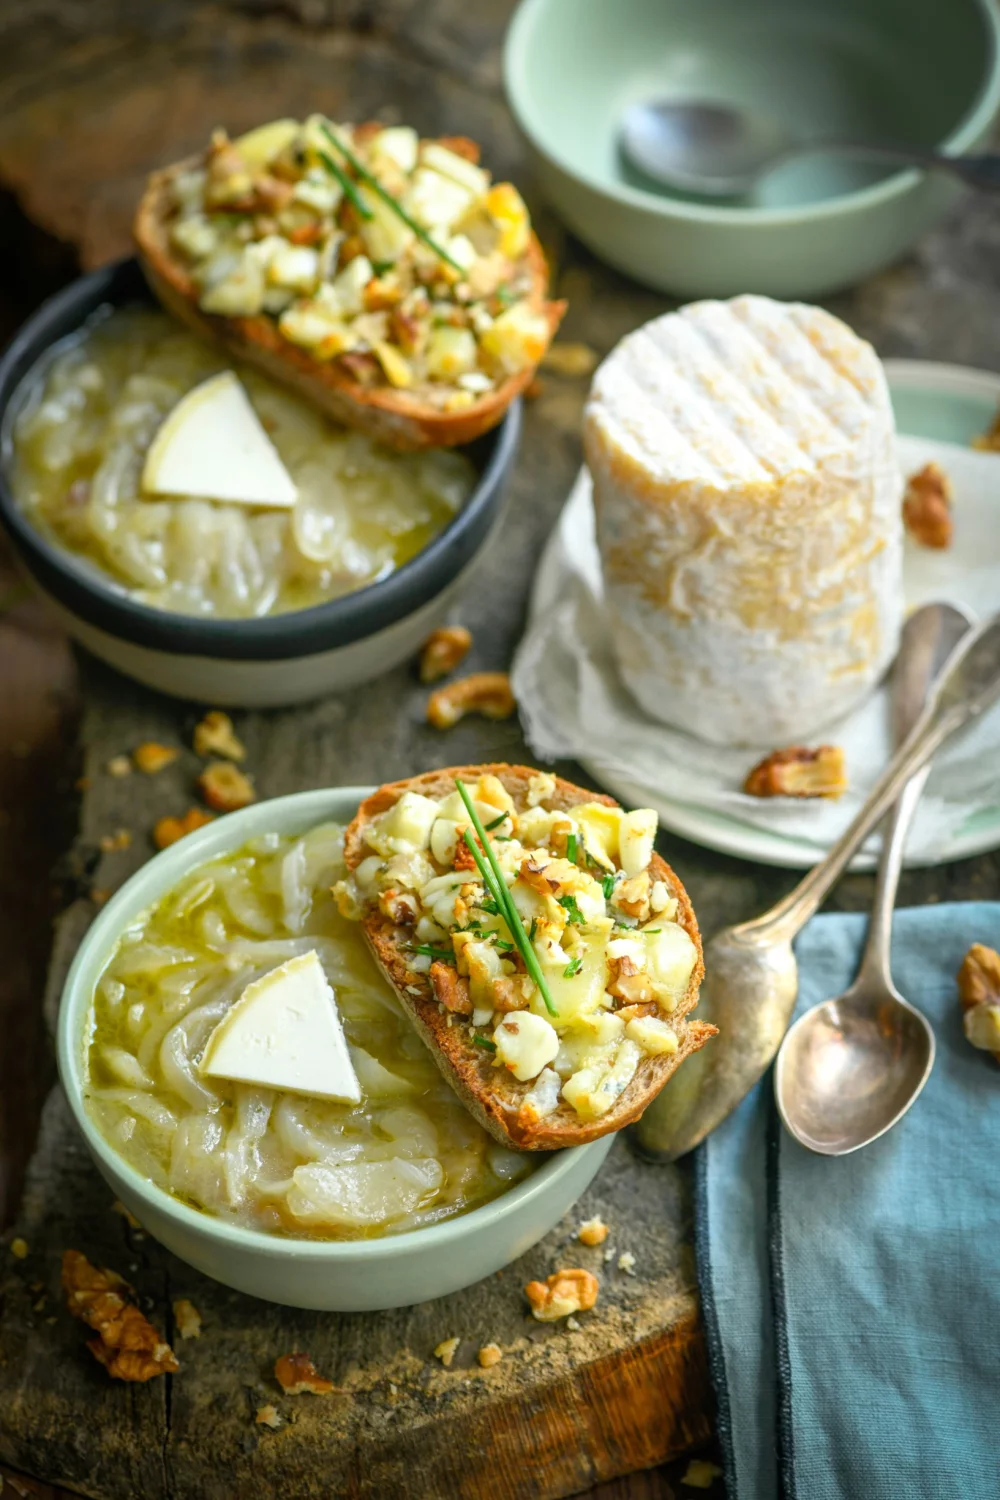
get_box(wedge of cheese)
[141,371,298,508]
[583,296,903,746]
[199,950,361,1102]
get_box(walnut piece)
[902,462,953,549]
[193,710,246,761]
[477,1343,503,1368]
[173,1299,202,1340]
[197,761,256,812]
[541,341,599,377]
[62,1249,179,1381]
[426,672,516,730]
[133,742,179,775]
[430,961,473,1015]
[957,942,1000,1062]
[434,1336,460,1367]
[578,1217,609,1247]
[419,626,473,683]
[153,808,216,849]
[274,1351,335,1395]
[524,1268,599,1322]
[744,745,846,800]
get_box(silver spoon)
[620,99,1000,199]
[635,605,1000,1163]
[773,604,971,1155]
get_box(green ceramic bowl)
[56,788,613,1311]
[505,0,1000,299]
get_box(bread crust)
[134,156,565,452]
[344,764,713,1150]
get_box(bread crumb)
[106,755,132,778]
[274,1351,335,1395]
[434,1336,460,1367]
[682,1458,723,1488]
[617,1251,637,1275]
[111,1200,141,1230]
[477,1343,502,1368]
[197,761,256,812]
[578,1216,608,1247]
[193,710,246,761]
[133,742,179,775]
[10,1237,28,1259]
[255,1404,283,1429]
[173,1299,202,1339]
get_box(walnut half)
[418,626,473,683]
[426,672,516,730]
[524,1268,599,1321]
[744,745,846,800]
[902,462,953,549]
[957,942,1000,1063]
[62,1250,178,1382]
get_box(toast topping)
[337,774,699,1122]
[164,117,555,409]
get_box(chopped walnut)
[434,1336,460,1367]
[378,887,419,924]
[578,1217,609,1247]
[541,341,599,377]
[99,828,132,853]
[524,1268,599,1322]
[902,462,953,549]
[153,808,216,849]
[197,761,256,812]
[477,1343,503,1369]
[274,1351,335,1395]
[255,1404,284,1429]
[613,870,652,922]
[957,942,1000,1062]
[607,956,653,1006]
[430,961,473,1014]
[133,742,179,775]
[682,1459,723,1489]
[419,626,473,683]
[193,710,246,762]
[62,1249,178,1381]
[10,1237,28,1259]
[744,745,847,800]
[106,755,132,778]
[973,408,1000,451]
[173,1299,202,1340]
[426,672,516,730]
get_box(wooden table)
[0,3,998,1495]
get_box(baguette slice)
[134,158,564,452]
[343,764,714,1150]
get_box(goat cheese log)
[583,296,903,746]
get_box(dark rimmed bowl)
[0,258,520,707]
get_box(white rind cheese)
[199,949,361,1101]
[583,295,903,746]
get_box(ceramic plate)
[551,360,1000,870]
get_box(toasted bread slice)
[343,764,714,1150]
[134,157,564,452]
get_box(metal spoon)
[635,605,1000,1162]
[620,99,1000,198]
[773,604,971,1155]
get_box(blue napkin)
[695,903,1000,1500]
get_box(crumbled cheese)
[617,1251,637,1275]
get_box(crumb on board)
[193,710,246,761]
[133,742,179,775]
[10,1238,28,1259]
[274,1352,335,1395]
[255,1403,283,1429]
[434,1336,460,1367]
[418,625,473,684]
[106,755,132,778]
[62,1249,178,1381]
[578,1216,609,1247]
[111,1200,141,1230]
[173,1299,202,1340]
[565,1316,582,1332]
[90,888,112,906]
[99,828,132,853]
[744,745,846,800]
[682,1458,723,1489]
[477,1343,502,1369]
[524,1268,599,1322]
[153,808,216,849]
[197,761,256,812]
[617,1251,637,1275]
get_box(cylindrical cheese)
[583,296,903,747]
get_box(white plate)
[534,360,1000,870]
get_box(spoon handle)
[739,612,1000,946]
[800,144,1000,193]
[852,766,930,987]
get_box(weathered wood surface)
[0,1,999,1497]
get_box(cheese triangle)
[199,950,361,1102]
[141,370,298,509]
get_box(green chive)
[455,780,558,1018]
[316,148,373,220]
[405,942,454,960]
[563,956,583,978]
[473,1035,497,1052]
[529,918,538,942]
[485,811,507,831]
[320,122,463,273]
[557,894,584,926]
[566,832,578,864]
[602,874,616,900]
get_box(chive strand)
[316,149,373,220]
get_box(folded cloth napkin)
[695,903,1000,1500]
